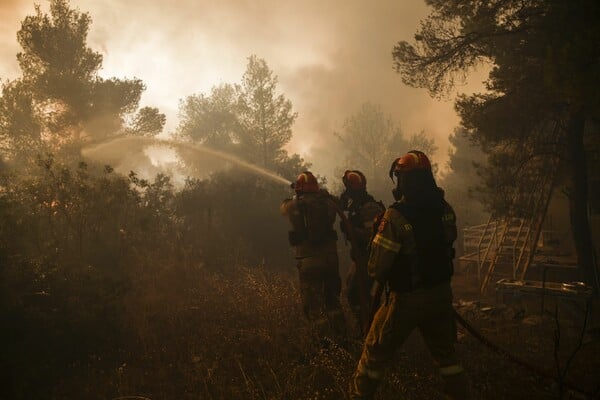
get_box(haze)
[0,0,485,177]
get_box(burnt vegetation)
[1,1,599,399]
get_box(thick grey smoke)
[0,0,485,180]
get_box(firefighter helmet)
[388,150,432,179]
[342,170,367,191]
[292,171,319,194]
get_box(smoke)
[0,0,487,182]
[0,0,29,80]
[79,136,168,180]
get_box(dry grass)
[46,263,358,400]
[5,260,599,399]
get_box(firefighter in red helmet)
[281,171,346,342]
[339,170,385,335]
[348,151,469,399]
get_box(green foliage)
[175,171,292,267]
[177,55,299,172]
[0,155,310,398]
[17,0,102,87]
[173,57,307,266]
[0,156,180,398]
[0,80,42,158]
[394,0,600,286]
[236,55,297,168]
[0,0,165,161]
[125,106,167,137]
[394,0,600,213]
[177,83,240,149]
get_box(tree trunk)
[567,110,600,292]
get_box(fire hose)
[453,308,593,397]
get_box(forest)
[1,0,599,399]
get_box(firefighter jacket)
[368,198,457,292]
[342,193,385,253]
[280,190,338,258]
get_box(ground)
[9,265,600,400]
[441,271,600,400]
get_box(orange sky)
[0,0,487,177]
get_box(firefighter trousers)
[297,252,346,341]
[349,282,469,399]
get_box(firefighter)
[348,151,469,400]
[281,171,346,341]
[339,170,385,335]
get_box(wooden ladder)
[478,155,559,293]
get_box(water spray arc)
[81,136,293,186]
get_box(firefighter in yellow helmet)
[339,170,385,335]
[348,151,469,400]
[280,171,346,341]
